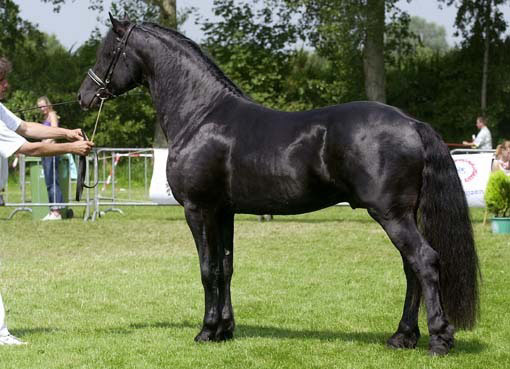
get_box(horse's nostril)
[77,93,81,102]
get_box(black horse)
[78,16,479,355]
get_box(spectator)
[492,141,510,173]
[462,116,492,150]
[0,56,93,345]
[37,96,65,220]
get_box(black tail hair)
[413,121,480,330]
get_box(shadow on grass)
[235,216,376,225]
[129,321,386,343]
[123,321,485,353]
[11,327,59,337]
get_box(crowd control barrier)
[3,154,93,220]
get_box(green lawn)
[0,205,508,369]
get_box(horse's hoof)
[429,330,454,356]
[386,331,420,349]
[194,329,216,343]
[215,320,235,341]
[215,329,234,341]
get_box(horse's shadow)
[13,321,486,353]
[124,320,486,353]
[129,321,385,343]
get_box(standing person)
[462,116,492,150]
[37,96,65,220]
[0,56,93,345]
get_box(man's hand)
[66,128,86,141]
[70,140,94,156]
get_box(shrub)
[485,170,510,217]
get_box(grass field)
[0,204,509,369]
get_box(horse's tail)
[413,120,480,330]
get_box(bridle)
[87,23,136,101]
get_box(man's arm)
[15,121,84,141]
[16,140,93,157]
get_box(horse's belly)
[231,178,348,215]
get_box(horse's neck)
[138,34,246,140]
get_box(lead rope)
[90,97,106,143]
[78,96,106,194]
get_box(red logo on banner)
[454,159,478,183]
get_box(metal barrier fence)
[450,148,495,155]
[3,148,167,221]
[89,148,158,221]
[3,154,93,220]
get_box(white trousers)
[0,292,10,336]
[0,156,8,190]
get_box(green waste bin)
[26,156,73,220]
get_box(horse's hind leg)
[368,209,454,355]
[184,204,235,342]
[387,256,422,349]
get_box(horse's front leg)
[217,210,235,340]
[184,205,232,342]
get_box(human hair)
[477,116,488,126]
[495,144,504,159]
[37,96,55,111]
[0,57,12,80]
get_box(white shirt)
[0,103,26,158]
[473,126,492,150]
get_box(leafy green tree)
[203,0,366,109]
[202,0,296,108]
[286,0,411,103]
[439,0,508,112]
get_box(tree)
[363,0,386,101]
[288,0,408,103]
[439,0,508,113]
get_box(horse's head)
[78,14,143,109]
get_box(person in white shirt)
[463,116,492,150]
[0,56,93,345]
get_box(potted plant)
[484,170,510,234]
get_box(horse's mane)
[138,22,248,99]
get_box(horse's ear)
[109,12,130,37]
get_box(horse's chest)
[166,146,228,201]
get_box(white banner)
[149,148,180,205]
[453,153,493,208]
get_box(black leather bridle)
[87,23,136,101]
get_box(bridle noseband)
[87,23,136,101]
